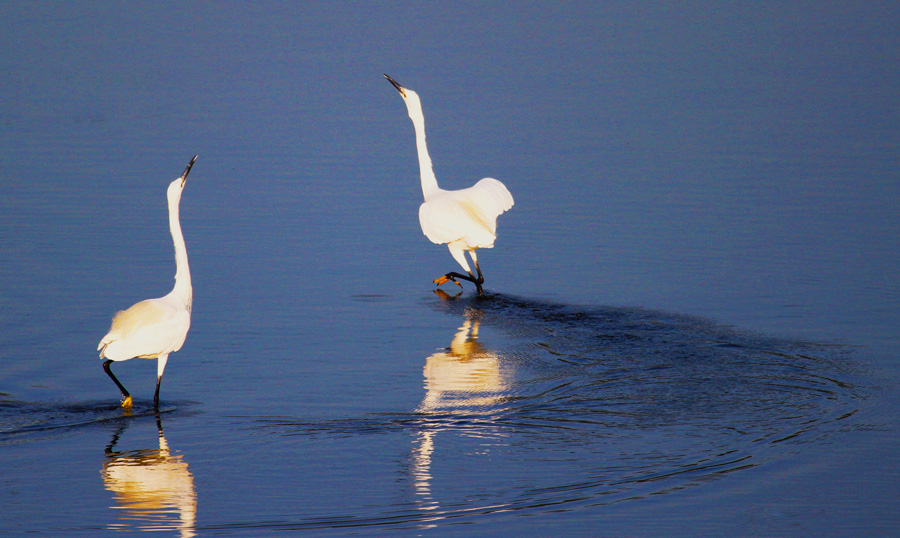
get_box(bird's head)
[167,155,198,198]
[383,73,406,98]
[384,74,422,116]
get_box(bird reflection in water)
[101,416,196,537]
[417,313,509,414]
[412,307,512,525]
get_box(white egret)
[384,74,514,296]
[98,155,198,408]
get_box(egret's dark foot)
[434,273,462,289]
[434,274,464,289]
[434,271,487,296]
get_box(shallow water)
[0,294,870,535]
[2,3,899,537]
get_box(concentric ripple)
[241,294,862,531]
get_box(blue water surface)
[1,3,898,536]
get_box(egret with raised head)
[98,155,198,408]
[384,74,514,296]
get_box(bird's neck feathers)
[405,91,440,199]
[167,184,192,308]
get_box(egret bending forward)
[98,155,198,408]
[385,74,514,296]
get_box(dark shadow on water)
[0,397,195,444]
[237,292,865,532]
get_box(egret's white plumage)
[98,155,197,408]
[385,74,513,295]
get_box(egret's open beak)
[181,155,198,187]
[383,74,406,98]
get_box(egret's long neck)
[168,191,192,309]
[408,98,440,199]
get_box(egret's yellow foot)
[120,395,133,409]
[434,275,463,288]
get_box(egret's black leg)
[474,282,485,296]
[153,376,163,408]
[472,261,486,296]
[103,360,133,408]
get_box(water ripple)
[236,294,863,531]
[0,399,188,444]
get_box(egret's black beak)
[181,155,198,187]
[383,74,406,98]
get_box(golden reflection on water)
[417,314,509,414]
[101,417,196,537]
[413,308,513,525]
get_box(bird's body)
[385,74,513,295]
[98,155,197,408]
[99,293,191,372]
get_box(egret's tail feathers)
[473,177,514,214]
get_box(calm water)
[1,4,899,537]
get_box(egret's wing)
[419,178,514,248]
[419,196,491,246]
[99,298,190,360]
